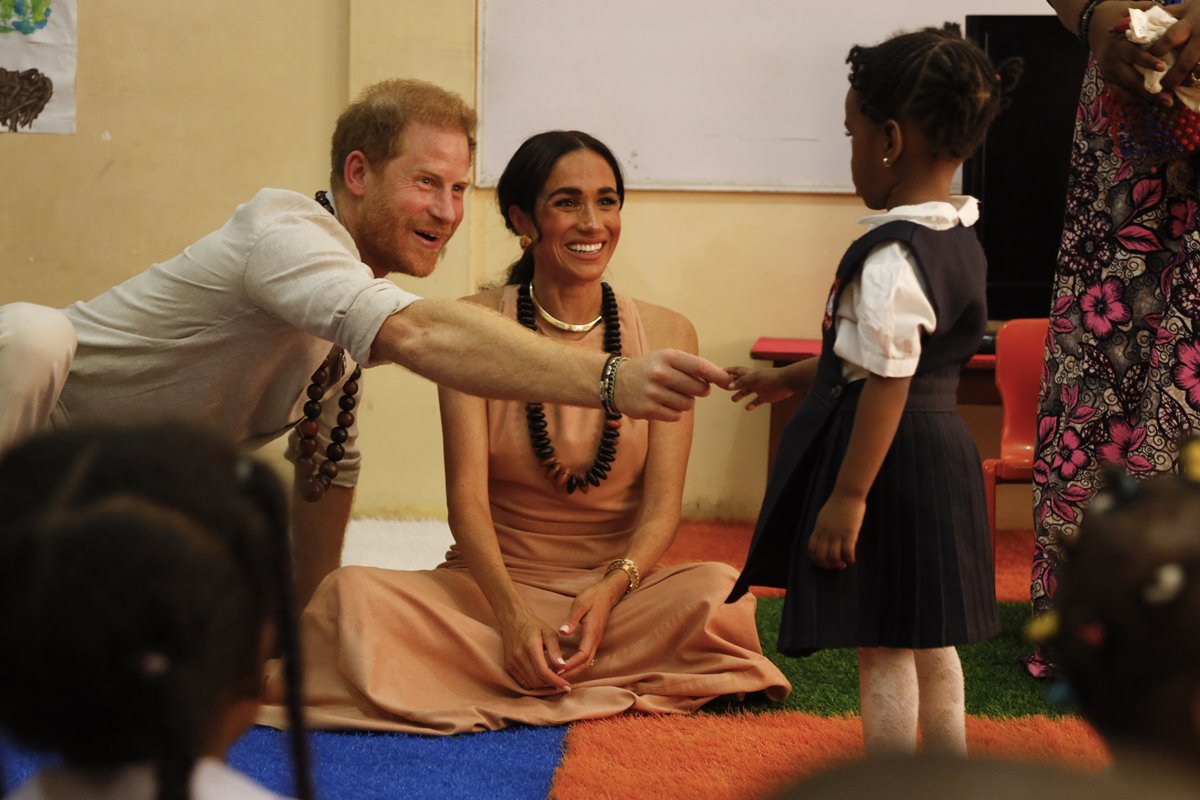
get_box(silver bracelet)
[600,355,626,417]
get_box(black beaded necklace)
[315,189,335,215]
[517,282,622,494]
[297,189,359,502]
[297,355,362,502]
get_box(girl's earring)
[518,235,533,249]
[882,156,891,167]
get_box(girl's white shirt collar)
[858,195,980,230]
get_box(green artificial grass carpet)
[712,599,1061,718]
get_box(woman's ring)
[1189,66,1200,87]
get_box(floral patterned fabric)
[1031,60,1200,675]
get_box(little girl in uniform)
[727,24,1021,755]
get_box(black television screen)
[963,15,1089,322]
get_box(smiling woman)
[258,130,791,735]
[503,139,623,290]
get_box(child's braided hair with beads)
[0,424,313,800]
[1045,443,1200,763]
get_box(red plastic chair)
[982,318,1049,553]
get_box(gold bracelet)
[606,557,640,595]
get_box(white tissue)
[1126,6,1200,112]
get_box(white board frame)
[477,0,1050,193]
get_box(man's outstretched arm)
[370,298,731,421]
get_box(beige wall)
[1,1,1028,526]
[2,2,349,304]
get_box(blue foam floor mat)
[3,724,569,799]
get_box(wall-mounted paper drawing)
[1,66,52,130]
[0,0,76,134]
[1,1,53,34]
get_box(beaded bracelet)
[1077,0,1106,44]
[606,557,641,594]
[600,354,626,417]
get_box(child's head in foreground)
[0,423,311,800]
[1048,449,1200,767]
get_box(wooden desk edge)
[750,336,996,370]
[748,337,1000,476]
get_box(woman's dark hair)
[496,130,625,286]
[0,424,312,800]
[1049,470,1200,762]
[846,22,1022,160]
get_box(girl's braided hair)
[1045,455,1200,762]
[847,22,1023,160]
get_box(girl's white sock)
[914,646,967,756]
[858,646,918,754]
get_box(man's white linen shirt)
[52,188,420,486]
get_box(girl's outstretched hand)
[809,491,866,570]
[727,365,794,410]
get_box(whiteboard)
[477,0,1049,192]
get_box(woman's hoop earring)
[518,235,533,249]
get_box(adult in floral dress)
[1033,0,1200,677]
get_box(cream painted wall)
[2,1,1025,525]
[1,2,348,305]
[334,0,480,517]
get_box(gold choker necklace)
[529,283,603,333]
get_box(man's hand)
[613,349,731,421]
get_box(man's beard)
[358,198,440,278]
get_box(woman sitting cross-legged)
[258,130,790,734]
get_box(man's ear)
[342,151,370,198]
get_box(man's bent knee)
[0,303,77,450]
